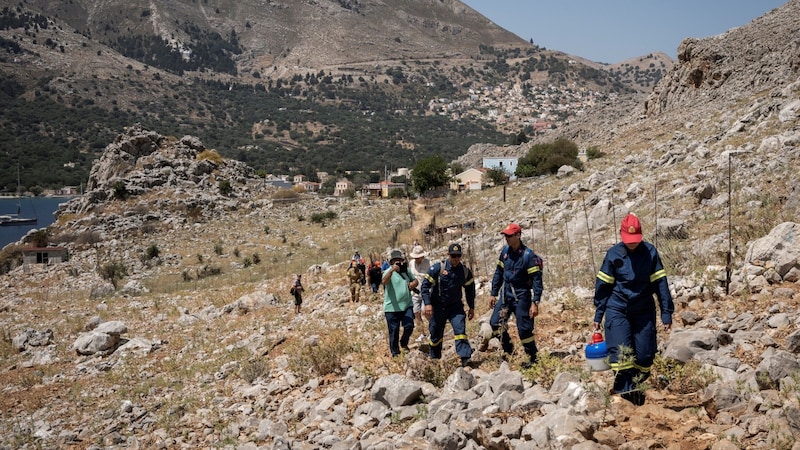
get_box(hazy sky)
[460,0,788,63]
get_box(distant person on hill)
[290,274,304,314]
[368,260,383,293]
[381,249,417,357]
[421,243,476,368]
[488,223,544,368]
[593,213,674,406]
[346,260,364,303]
[408,245,431,343]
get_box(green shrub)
[310,210,337,225]
[145,244,160,259]
[522,351,583,389]
[652,355,718,394]
[516,137,582,177]
[196,265,222,279]
[289,334,355,379]
[239,358,269,384]
[98,261,127,288]
[218,179,233,196]
[586,145,606,160]
[112,180,129,200]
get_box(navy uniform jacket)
[593,241,674,325]
[490,244,543,304]
[421,260,476,310]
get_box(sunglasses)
[449,254,462,258]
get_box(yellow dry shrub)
[197,150,223,164]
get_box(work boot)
[621,391,646,406]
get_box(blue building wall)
[482,157,518,180]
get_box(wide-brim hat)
[409,245,428,258]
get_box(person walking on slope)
[381,249,418,357]
[421,243,476,367]
[290,274,304,314]
[408,245,431,343]
[593,213,674,406]
[368,260,383,294]
[346,260,364,303]
[488,223,544,368]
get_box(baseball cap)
[447,243,463,255]
[501,223,522,236]
[620,213,643,244]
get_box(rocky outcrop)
[644,0,800,116]
[56,124,264,219]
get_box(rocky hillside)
[1,1,800,449]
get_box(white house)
[334,178,354,196]
[483,157,518,180]
[451,168,484,191]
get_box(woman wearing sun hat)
[592,213,674,406]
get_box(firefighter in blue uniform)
[421,243,476,367]
[489,223,544,367]
[593,213,674,405]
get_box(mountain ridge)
[0,0,667,191]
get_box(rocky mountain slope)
[1,1,799,449]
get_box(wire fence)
[414,157,793,297]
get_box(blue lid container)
[585,341,607,359]
[585,341,610,371]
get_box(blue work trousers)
[489,297,538,361]
[385,307,415,357]
[428,303,472,360]
[605,308,657,393]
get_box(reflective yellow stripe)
[454,334,468,341]
[497,260,504,269]
[520,335,535,344]
[527,266,540,274]
[492,329,504,337]
[464,277,474,286]
[429,338,442,347]
[424,274,435,283]
[597,271,614,284]
[610,360,634,371]
[632,363,651,372]
[650,269,666,283]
